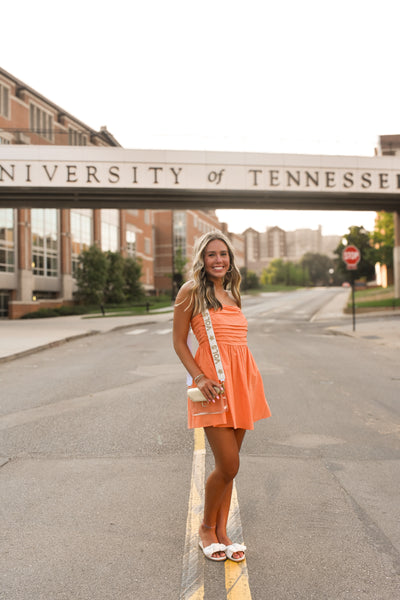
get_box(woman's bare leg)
[199,427,245,559]
[215,429,246,559]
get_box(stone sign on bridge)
[1,146,400,213]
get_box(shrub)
[75,245,108,305]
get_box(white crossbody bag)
[188,309,228,416]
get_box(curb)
[0,311,173,364]
[326,328,355,339]
[0,331,99,364]
[0,317,174,364]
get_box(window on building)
[0,135,10,144]
[126,227,137,257]
[101,209,119,252]
[144,237,151,255]
[0,292,9,318]
[144,210,151,225]
[173,211,186,258]
[31,209,58,277]
[68,127,88,146]
[29,103,54,141]
[0,83,10,119]
[71,209,93,276]
[0,209,15,272]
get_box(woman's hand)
[197,377,223,403]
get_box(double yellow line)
[180,429,252,600]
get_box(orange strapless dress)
[188,305,271,429]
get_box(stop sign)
[342,245,361,270]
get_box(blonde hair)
[187,231,241,314]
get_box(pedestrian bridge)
[0,145,399,295]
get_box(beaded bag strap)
[201,309,225,383]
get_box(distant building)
[243,228,261,273]
[223,228,245,270]
[376,134,400,156]
[242,224,340,275]
[153,209,234,295]
[321,234,342,258]
[0,67,155,318]
[286,226,323,261]
[267,226,287,259]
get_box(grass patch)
[21,296,173,319]
[89,297,173,316]
[353,297,400,309]
[354,286,394,301]
[347,286,400,310]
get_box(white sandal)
[199,541,227,562]
[225,543,246,562]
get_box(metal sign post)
[342,245,361,332]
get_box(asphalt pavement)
[0,289,399,362]
[1,288,399,599]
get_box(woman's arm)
[173,283,202,378]
[173,283,221,400]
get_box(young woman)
[173,231,271,562]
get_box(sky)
[2,0,399,236]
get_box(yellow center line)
[181,428,252,599]
[225,560,252,599]
[225,482,252,599]
[180,428,206,600]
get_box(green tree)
[172,246,188,296]
[75,244,108,305]
[261,259,289,285]
[124,257,144,301]
[268,259,283,284]
[372,212,394,268]
[289,261,305,286]
[261,259,311,287]
[240,268,260,290]
[300,253,334,286]
[334,226,376,281]
[104,252,126,304]
[246,270,260,290]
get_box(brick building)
[0,67,154,318]
[154,209,224,295]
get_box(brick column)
[60,209,73,300]
[119,210,127,257]
[17,208,33,301]
[394,211,400,299]
[93,209,102,247]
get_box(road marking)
[180,428,205,600]
[125,327,172,336]
[181,428,252,599]
[125,329,148,335]
[225,482,252,599]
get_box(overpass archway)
[1,146,399,314]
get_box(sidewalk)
[312,288,400,349]
[0,309,174,362]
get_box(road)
[0,288,399,600]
